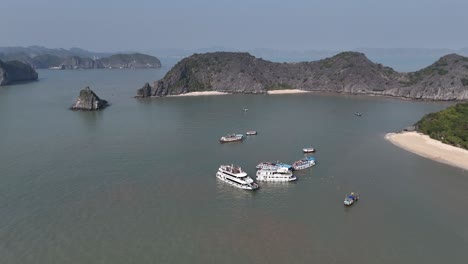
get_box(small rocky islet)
[0,59,38,86]
[137,51,468,100]
[71,86,109,111]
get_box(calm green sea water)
[1,69,467,264]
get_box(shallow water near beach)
[1,69,468,264]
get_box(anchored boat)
[246,131,257,135]
[219,134,244,143]
[344,192,359,206]
[256,167,296,182]
[216,165,258,190]
[302,147,315,153]
[256,162,292,171]
[292,157,316,170]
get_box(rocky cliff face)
[60,56,103,69]
[381,54,468,100]
[71,86,108,110]
[0,59,38,85]
[137,51,468,100]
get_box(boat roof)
[276,163,292,168]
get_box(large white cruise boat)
[256,167,297,182]
[216,165,259,190]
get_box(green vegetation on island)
[416,103,468,149]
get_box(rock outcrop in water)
[71,87,108,110]
[138,82,153,97]
[137,52,468,101]
[0,59,38,85]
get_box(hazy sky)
[2,0,468,52]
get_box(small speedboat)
[302,147,315,153]
[354,112,362,117]
[246,131,257,135]
[344,192,359,206]
[219,134,244,143]
[292,157,316,170]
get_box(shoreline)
[136,90,464,102]
[385,131,468,171]
[166,91,230,97]
[267,89,311,95]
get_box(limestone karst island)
[137,51,468,100]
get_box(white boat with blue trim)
[344,192,359,206]
[256,161,292,171]
[292,157,316,170]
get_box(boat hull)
[292,162,315,170]
[216,173,258,190]
[219,138,243,143]
[256,176,297,182]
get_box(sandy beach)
[167,91,230,97]
[385,131,468,171]
[267,89,310,95]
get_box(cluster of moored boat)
[216,147,316,190]
[216,131,359,206]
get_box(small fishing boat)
[344,192,359,206]
[219,134,244,143]
[354,112,362,117]
[246,131,257,135]
[302,147,315,153]
[256,162,292,171]
[292,157,316,170]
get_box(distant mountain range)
[0,46,161,69]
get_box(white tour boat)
[292,157,316,170]
[256,167,297,182]
[216,165,259,190]
[256,161,292,171]
[219,134,244,143]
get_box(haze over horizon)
[2,0,468,52]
